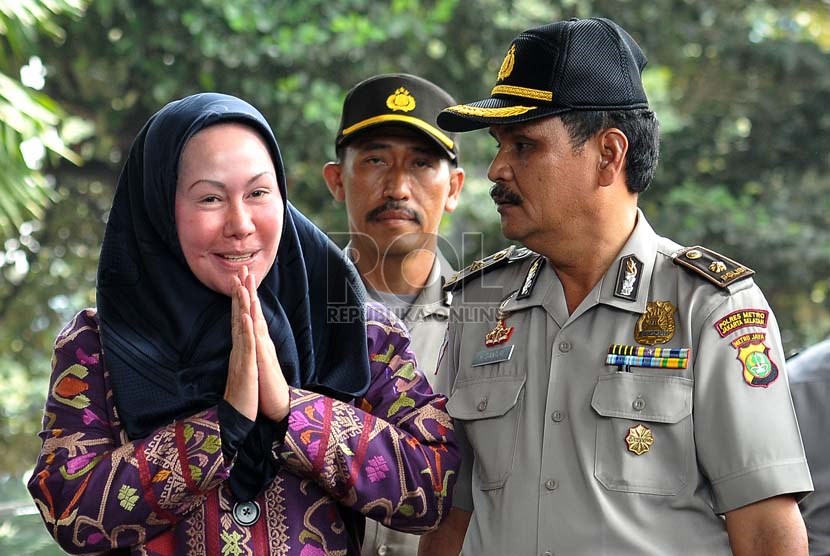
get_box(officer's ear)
[597,128,628,187]
[443,166,465,213]
[322,162,346,202]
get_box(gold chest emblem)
[386,87,416,112]
[626,424,654,455]
[634,301,677,345]
[497,44,516,81]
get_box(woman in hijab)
[28,93,458,555]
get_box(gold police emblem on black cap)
[438,17,651,132]
[336,73,458,160]
[386,87,416,112]
[497,44,516,81]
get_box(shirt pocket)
[447,376,526,491]
[591,373,693,495]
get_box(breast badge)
[625,424,654,456]
[485,291,517,347]
[634,301,676,345]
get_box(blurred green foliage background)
[2,0,829,552]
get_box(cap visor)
[438,97,568,132]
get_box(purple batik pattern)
[28,304,458,555]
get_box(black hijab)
[97,93,371,499]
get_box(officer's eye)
[413,158,436,169]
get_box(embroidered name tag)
[472,345,514,367]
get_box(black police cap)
[337,73,458,160]
[438,18,649,132]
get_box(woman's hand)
[225,266,259,421]
[244,270,290,422]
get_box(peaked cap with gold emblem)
[438,18,649,132]
[336,73,458,160]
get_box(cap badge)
[497,44,516,81]
[625,424,654,456]
[386,87,416,112]
[634,301,676,345]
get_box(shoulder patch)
[672,245,754,288]
[443,245,535,292]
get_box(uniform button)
[632,397,646,411]
[378,545,388,556]
[551,410,565,422]
[232,500,260,526]
[545,479,558,491]
[477,398,488,411]
[558,341,572,353]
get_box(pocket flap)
[447,377,526,420]
[591,373,693,424]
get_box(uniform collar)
[411,249,455,318]
[344,242,455,318]
[501,210,658,322]
[596,209,658,314]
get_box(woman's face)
[175,123,284,296]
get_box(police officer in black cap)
[323,73,465,556]
[420,17,811,556]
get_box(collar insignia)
[386,87,416,112]
[614,255,643,301]
[516,255,545,300]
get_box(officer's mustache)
[490,183,523,206]
[366,200,421,223]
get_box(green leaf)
[201,434,221,454]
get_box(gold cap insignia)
[386,87,416,112]
[626,424,654,455]
[634,301,677,345]
[497,44,516,81]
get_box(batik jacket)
[28,304,458,555]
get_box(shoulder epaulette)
[443,245,535,293]
[672,245,754,288]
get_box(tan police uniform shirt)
[438,213,813,556]
[359,250,454,556]
[788,339,830,556]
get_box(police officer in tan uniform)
[419,17,812,556]
[788,339,830,555]
[323,74,465,556]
